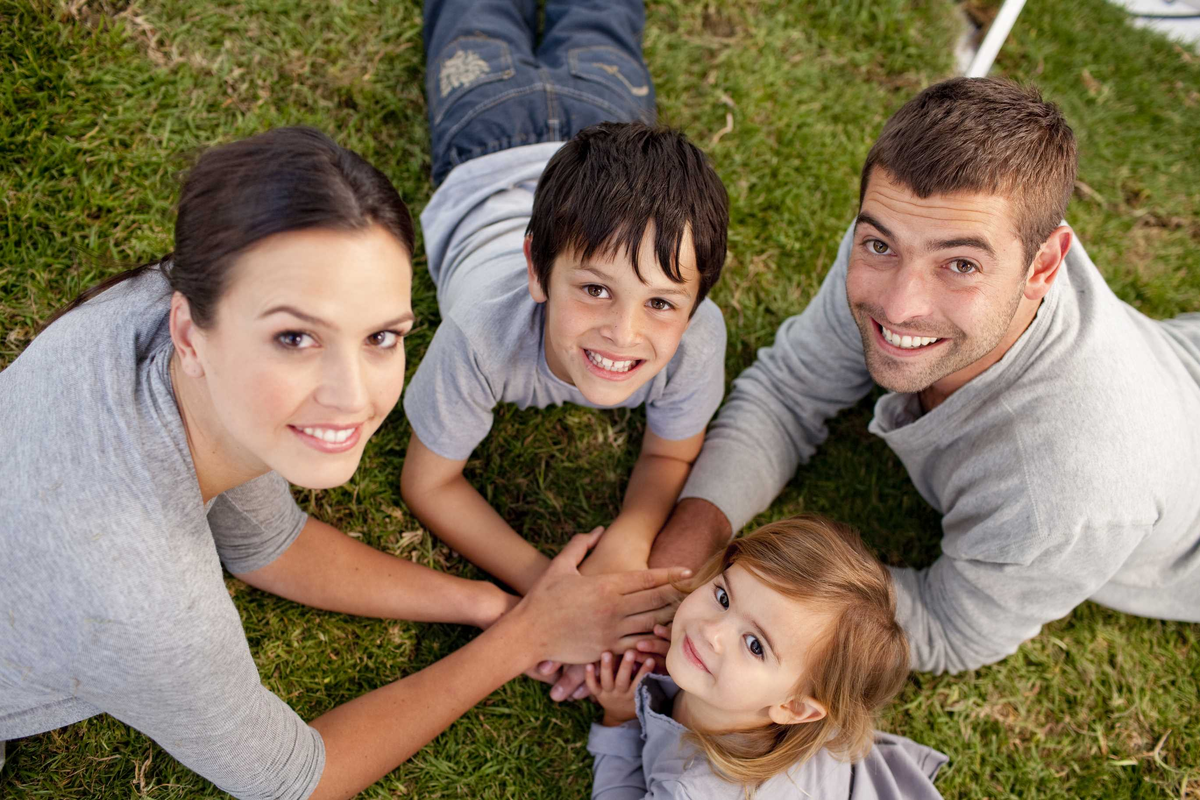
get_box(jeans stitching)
[430,35,517,126]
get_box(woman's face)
[190,224,413,490]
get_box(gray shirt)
[588,674,947,800]
[681,225,1200,674]
[0,268,324,800]
[405,143,727,461]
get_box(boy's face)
[525,225,700,407]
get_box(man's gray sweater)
[681,226,1200,674]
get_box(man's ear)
[1024,225,1072,302]
[767,695,827,726]
[169,291,206,378]
[525,235,548,304]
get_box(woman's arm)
[236,516,514,628]
[307,530,691,800]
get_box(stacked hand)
[586,650,657,727]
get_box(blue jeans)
[424,0,657,185]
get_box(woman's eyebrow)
[259,305,415,331]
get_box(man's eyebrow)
[927,236,997,259]
[576,265,694,298]
[259,305,415,331]
[854,212,897,242]
[724,568,779,662]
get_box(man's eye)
[584,285,609,299]
[276,331,314,349]
[714,586,729,609]
[744,634,764,659]
[949,259,978,275]
[870,239,890,255]
[368,331,401,349]
[648,298,673,311]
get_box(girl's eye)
[869,239,890,255]
[367,330,402,349]
[949,259,978,275]
[714,585,729,610]
[584,284,610,299]
[648,298,673,312]
[276,331,315,349]
[744,634,764,659]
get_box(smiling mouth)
[289,424,362,453]
[683,635,710,674]
[583,348,645,379]
[876,320,943,350]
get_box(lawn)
[1,0,1198,797]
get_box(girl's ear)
[768,695,827,726]
[170,291,206,378]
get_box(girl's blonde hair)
[677,515,910,791]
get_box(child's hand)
[585,650,656,727]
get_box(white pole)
[965,0,1028,77]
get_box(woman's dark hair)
[41,126,415,331]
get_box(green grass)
[2,0,1198,797]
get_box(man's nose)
[880,263,935,325]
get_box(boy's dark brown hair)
[526,122,728,311]
[860,78,1077,267]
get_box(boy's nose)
[602,305,640,348]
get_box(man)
[649,78,1200,675]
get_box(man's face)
[527,224,699,407]
[845,169,1032,395]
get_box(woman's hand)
[586,650,656,727]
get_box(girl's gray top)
[588,674,947,799]
[0,268,324,800]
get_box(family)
[2,1,1198,798]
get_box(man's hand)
[586,650,656,727]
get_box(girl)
[585,515,947,799]
[0,126,685,800]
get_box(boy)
[401,0,729,696]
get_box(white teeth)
[881,325,940,350]
[301,427,354,444]
[586,350,637,373]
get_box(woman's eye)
[949,259,978,275]
[276,331,314,349]
[745,634,764,659]
[648,298,673,312]
[714,586,729,609]
[584,284,610,299]
[367,330,401,349]
[870,239,890,255]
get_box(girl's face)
[187,223,413,490]
[667,563,830,731]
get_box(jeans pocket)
[567,45,651,101]
[429,35,516,125]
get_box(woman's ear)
[767,695,827,726]
[169,291,206,378]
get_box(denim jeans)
[424,0,657,185]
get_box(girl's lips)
[288,424,362,453]
[683,635,710,674]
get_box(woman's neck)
[169,352,269,503]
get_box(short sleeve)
[645,299,727,441]
[208,472,308,575]
[402,317,500,460]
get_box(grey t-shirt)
[681,224,1200,674]
[405,142,727,461]
[0,268,324,800]
[588,674,947,800]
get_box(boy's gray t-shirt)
[0,268,324,800]
[406,142,727,461]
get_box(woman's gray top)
[589,674,947,799]
[0,268,324,800]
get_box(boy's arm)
[580,429,705,577]
[401,433,551,594]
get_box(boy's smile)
[526,226,699,406]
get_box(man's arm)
[401,433,551,594]
[647,497,732,571]
[580,430,705,576]
[236,516,515,628]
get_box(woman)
[0,127,684,800]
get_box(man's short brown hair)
[860,78,1077,266]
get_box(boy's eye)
[949,259,978,275]
[584,284,610,299]
[276,331,315,349]
[367,330,402,349]
[714,585,729,609]
[648,298,673,312]
[869,239,890,255]
[744,634,764,659]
